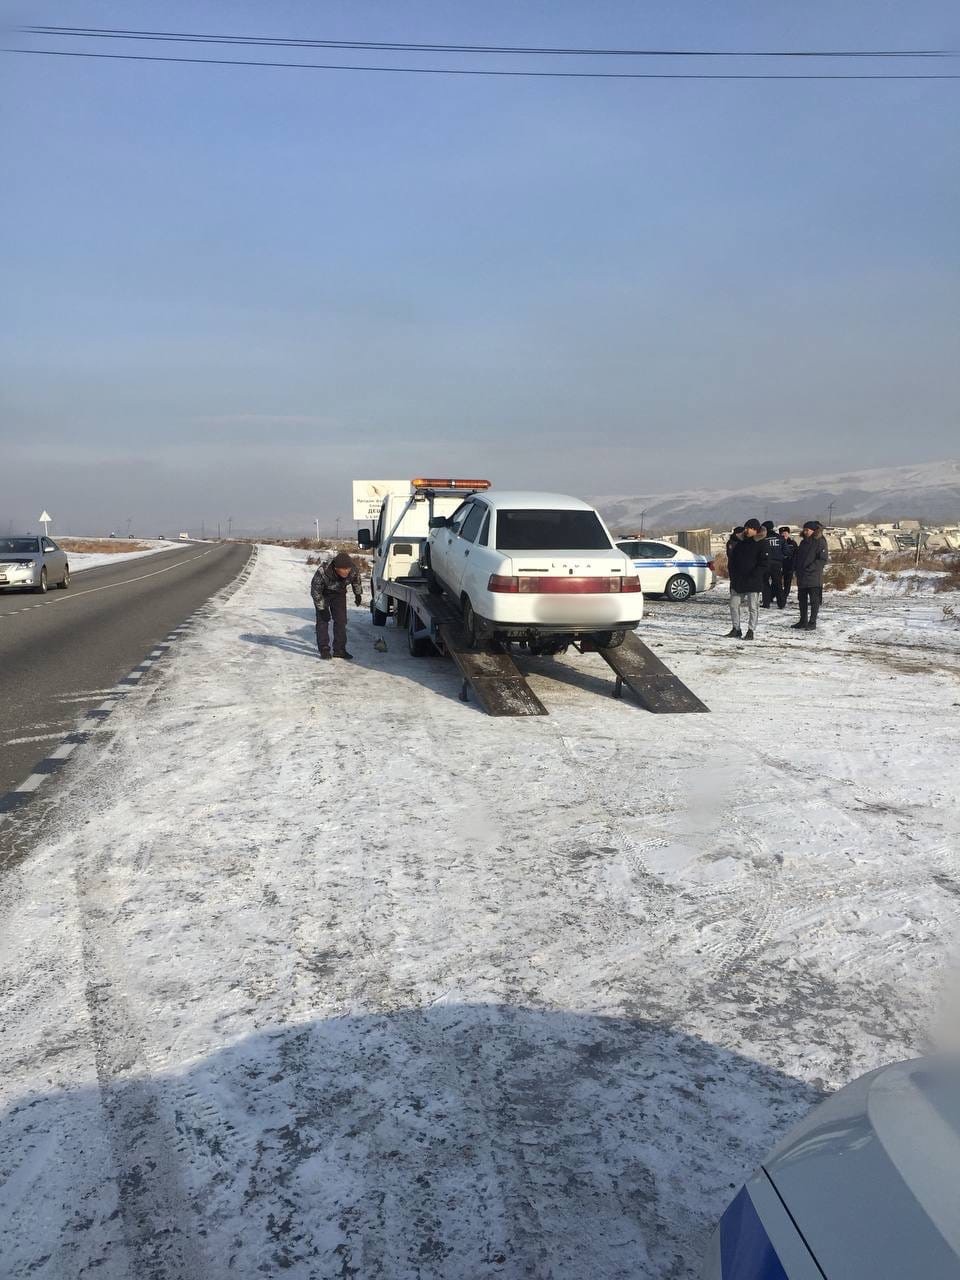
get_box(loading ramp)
[593,632,709,714]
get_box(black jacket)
[311,561,363,606]
[780,536,798,569]
[794,535,829,588]
[758,533,785,567]
[728,537,764,593]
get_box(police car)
[703,1055,960,1279]
[615,538,716,601]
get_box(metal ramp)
[438,624,548,717]
[593,633,709,713]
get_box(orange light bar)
[411,477,491,490]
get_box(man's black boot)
[724,628,742,638]
[334,650,354,660]
[743,629,755,640]
[319,648,332,659]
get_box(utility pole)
[217,521,221,540]
[639,510,646,536]
[228,516,233,538]
[336,515,341,541]
[315,518,320,543]
[827,502,835,527]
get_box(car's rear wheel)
[370,593,388,626]
[58,565,70,590]
[34,568,47,594]
[665,573,694,602]
[462,598,480,647]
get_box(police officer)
[310,552,363,659]
[779,526,798,601]
[758,520,786,609]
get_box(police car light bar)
[411,478,491,491]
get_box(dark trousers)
[798,586,822,625]
[315,594,347,653]
[762,567,785,608]
[782,568,794,599]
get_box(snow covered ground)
[65,539,183,572]
[2,545,959,1279]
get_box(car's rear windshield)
[495,510,612,551]
[0,538,39,554]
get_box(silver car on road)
[0,536,70,593]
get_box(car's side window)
[477,510,491,547]
[617,541,640,558]
[638,541,676,559]
[447,501,473,534]
[459,503,486,543]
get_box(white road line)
[97,700,118,712]
[5,731,73,746]
[15,774,46,793]
[48,741,78,760]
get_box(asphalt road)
[0,541,251,796]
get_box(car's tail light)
[706,559,715,571]
[488,575,637,594]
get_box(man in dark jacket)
[310,552,363,659]
[725,518,764,640]
[725,526,744,560]
[758,520,787,609]
[792,521,829,631]
[779,526,798,601]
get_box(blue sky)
[2,0,958,534]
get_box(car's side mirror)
[429,516,449,530]
[357,528,372,548]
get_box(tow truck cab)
[358,479,490,625]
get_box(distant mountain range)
[596,460,960,533]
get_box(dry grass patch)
[59,538,149,554]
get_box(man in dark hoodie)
[310,552,363,659]
[725,518,764,640]
[793,521,829,631]
[758,520,787,609]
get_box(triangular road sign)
[39,510,52,523]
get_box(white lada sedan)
[425,491,642,650]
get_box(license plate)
[0,575,7,583]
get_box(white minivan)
[426,491,642,650]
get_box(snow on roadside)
[1,547,959,1279]
[65,539,183,572]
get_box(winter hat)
[744,518,762,531]
[732,525,744,535]
[778,526,791,535]
[802,520,821,532]
[332,552,355,569]
[762,520,775,532]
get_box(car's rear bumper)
[481,593,643,627]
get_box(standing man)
[725,526,745,561]
[779,526,798,602]
[725,518,764,640]
[758,520,786,609]
[310,552,363,659]
[793,521,829,631]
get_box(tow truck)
[355,478,707,717]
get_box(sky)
[2,0,959,535]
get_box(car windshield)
[495,510,612,551]
[0,538,40,554]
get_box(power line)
[17,25,958,58]
[5,47,959,79]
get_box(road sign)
[39,510,52,535]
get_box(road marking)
[15,774,46,793]
[48,741,78,760]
